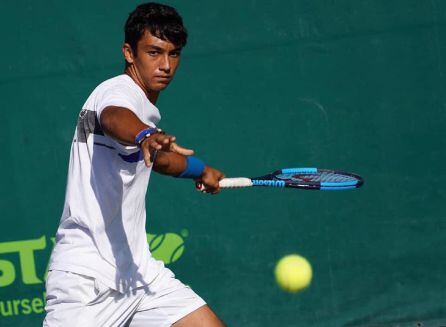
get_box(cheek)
[137,58,158,76]
[171,59,181,72]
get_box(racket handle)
[219,178,253,188]
[196,178,253,192]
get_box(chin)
[152,83,169,92]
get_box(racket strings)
[278,172,358,183]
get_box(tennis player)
[43,3,226,326]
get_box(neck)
[124,66,159,104]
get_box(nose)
[159,54,171,74]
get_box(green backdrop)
[1,1,445,326]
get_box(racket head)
[252,168,364,190]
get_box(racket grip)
[219,178,253,188]
[195,178,253,192]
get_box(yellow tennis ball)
[274,254,312,293]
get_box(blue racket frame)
[251,168,364,190]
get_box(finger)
[154,135,176,150]
[142,147,152,167]
[202,182,219,194]
[206,178,220,189]
[210,183,221,194]
[150,141,162,150]
[170,143,195,156]
[151,135,166,145]
[156,134,175,142]
[148,134,168,145]
[162,133,175,140]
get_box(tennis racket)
[197,168,363,191]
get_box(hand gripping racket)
[197,168,363,191]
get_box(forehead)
[137,30,178,50]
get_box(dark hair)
[125,2,188,54]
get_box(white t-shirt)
[49,74,162,293]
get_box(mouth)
[154,76,171,84]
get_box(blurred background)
[0,0,445,326]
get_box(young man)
[44,3,226,326]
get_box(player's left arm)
[154,151,224,194]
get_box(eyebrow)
[144,45,163,51]
[143,45,181,52]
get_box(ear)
[123,43,135,64]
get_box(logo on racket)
[252,180,285,187]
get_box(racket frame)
[251,168,363,190]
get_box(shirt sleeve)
[94,83,145,154]
[96,83,143,123]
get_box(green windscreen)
[0,1,445,326]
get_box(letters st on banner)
[0,236,48,288]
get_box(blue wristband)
[135,127,162,145]
[176,156,206,179]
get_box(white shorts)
[43,267,206,327]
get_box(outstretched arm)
[100,106,224,193]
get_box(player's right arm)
[153,151,224,194]
[100,106,193,166]
[100,106,224,193]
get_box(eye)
[147,51,159,57]
[170,52,181,58]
